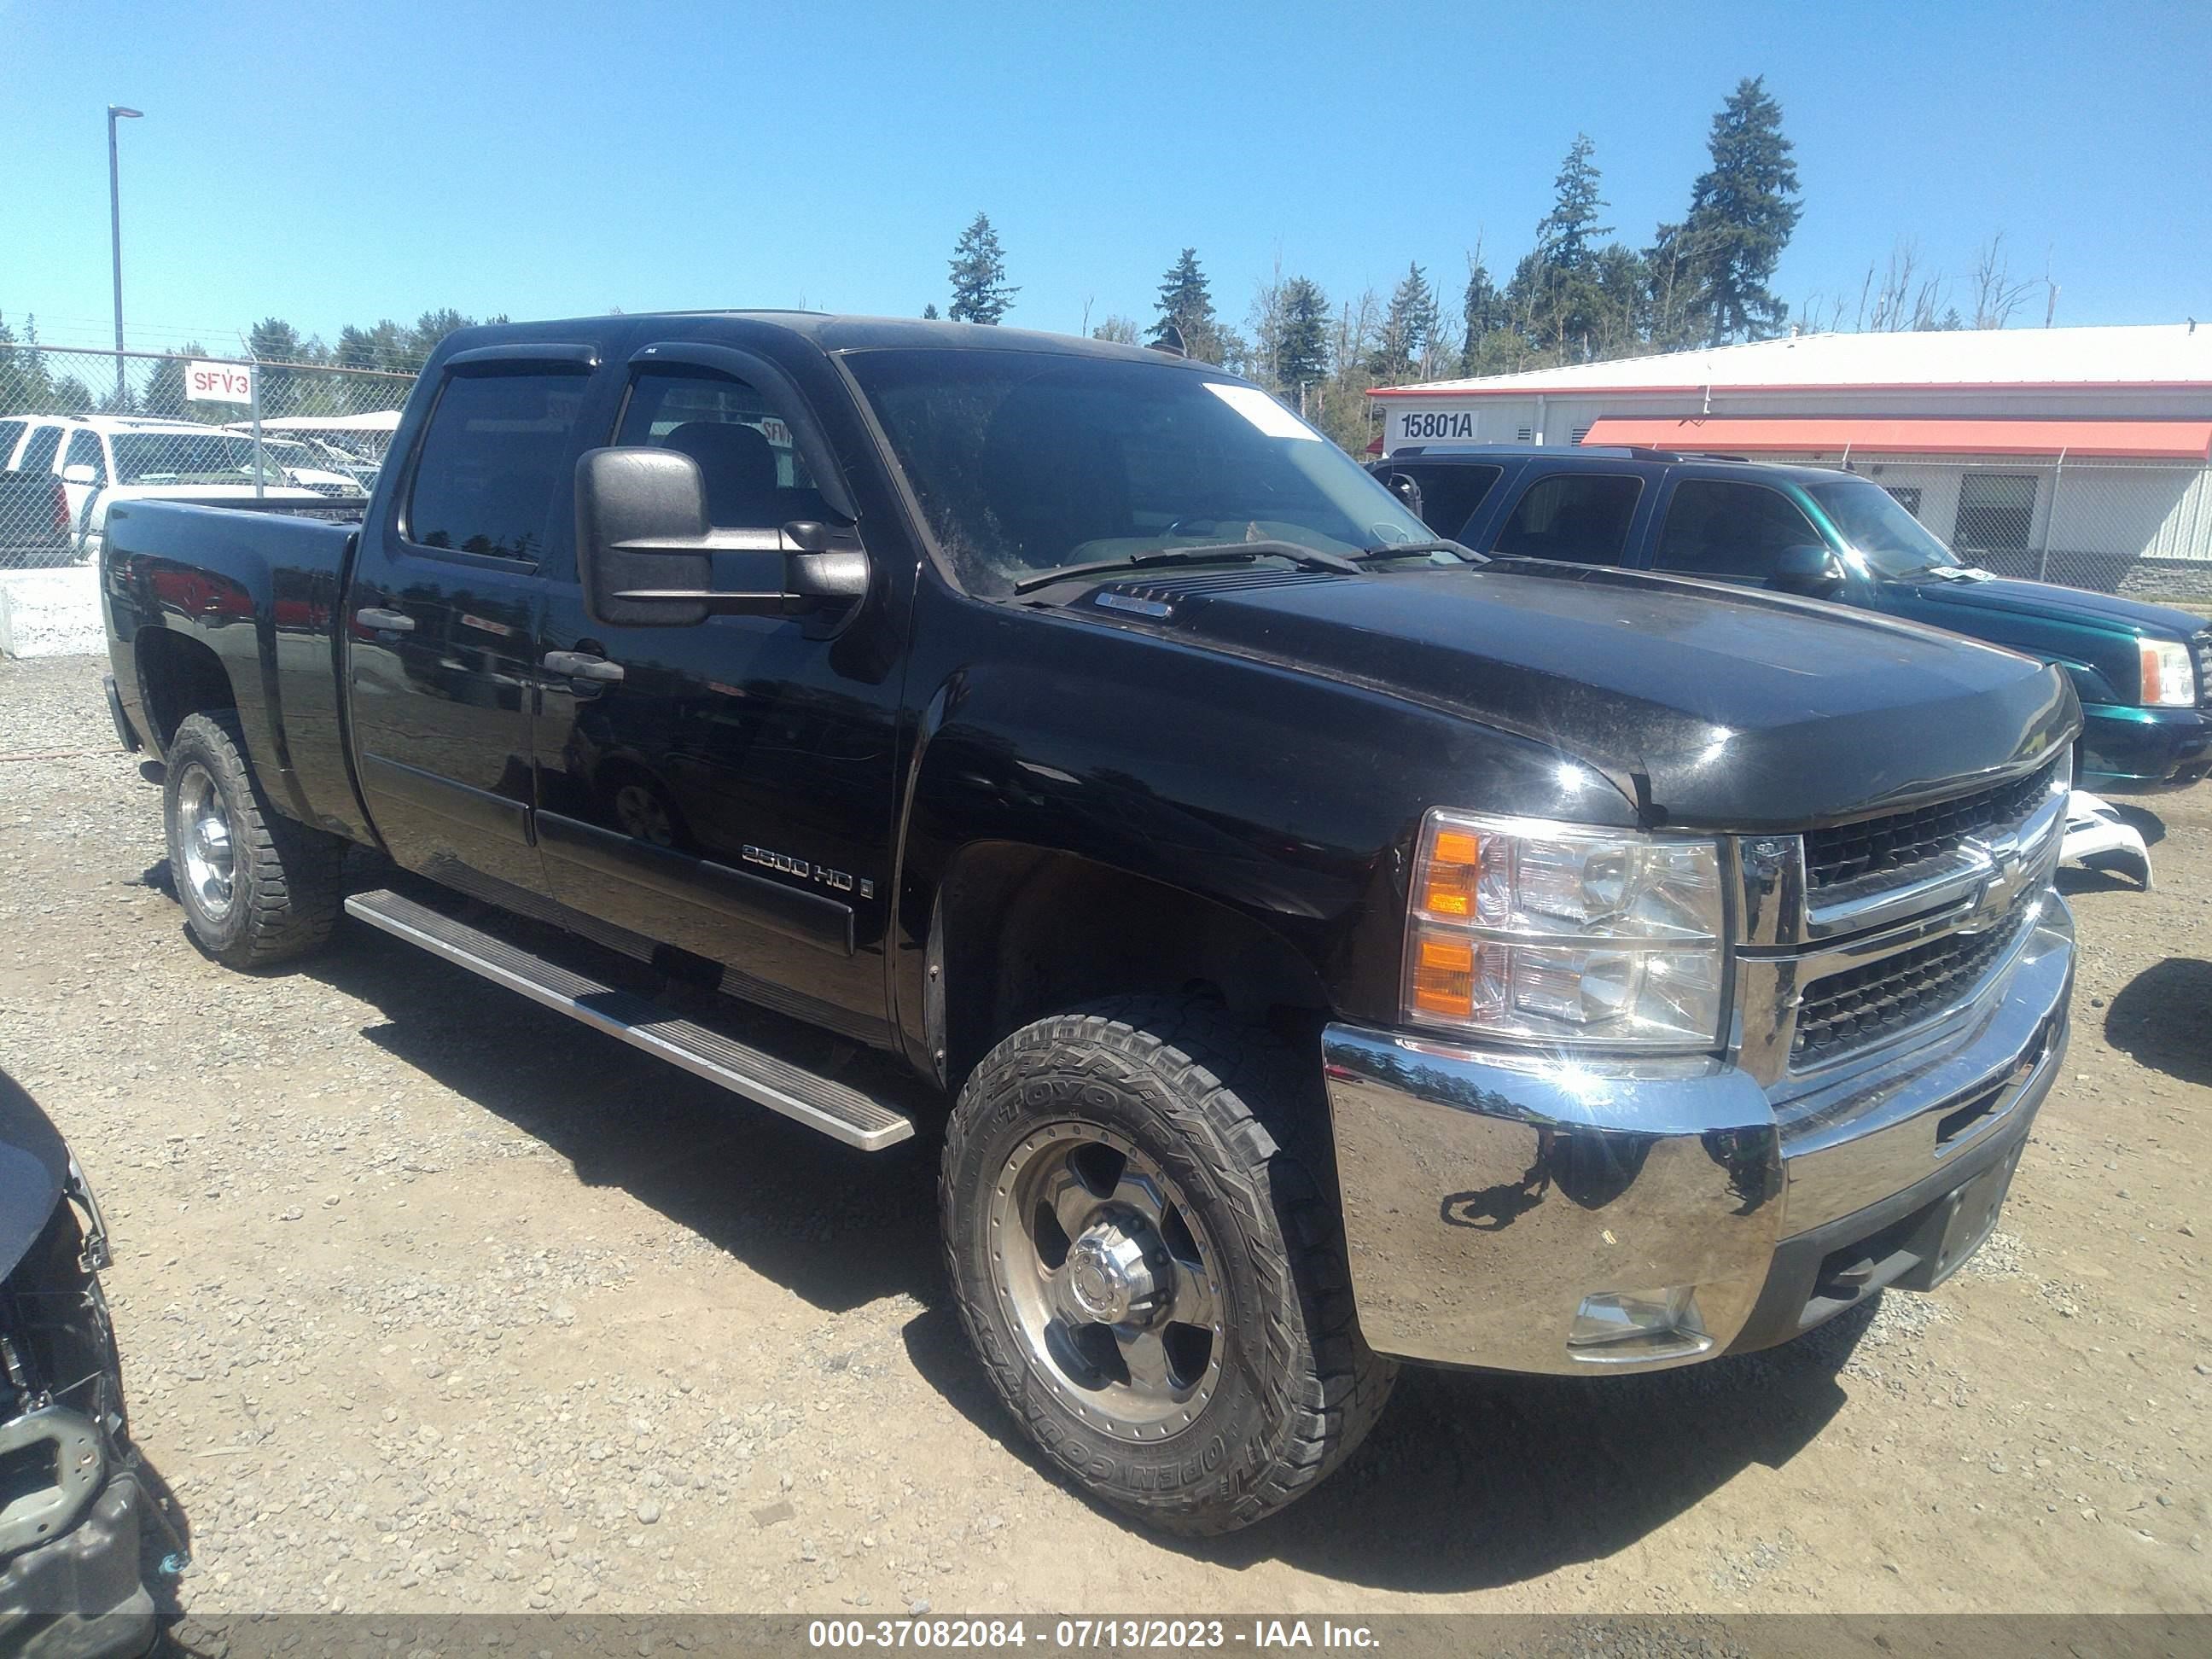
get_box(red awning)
[1579,416,2212,461]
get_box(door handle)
[542,649,625,684]
[353,607,415,632]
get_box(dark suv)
[1377,445,2212,793]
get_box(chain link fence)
[7,340,2209,611]
[1790,455,2212,606]
[1,343,416,569]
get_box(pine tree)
[1371,263,1439,381]
[1673,77,1803,343]
[1536,134,1610,271]
[0,314,56,414]
[948,213,1018,325]
[1277,278,1330,399]
[1150,248,1225,361]
[1459,251,1505,375]
[922,303,940,319]
[248,317,304,416]
[1507,134,1641,358]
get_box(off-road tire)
[163,710,346,968]
[940,995,1394,1534]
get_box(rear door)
[1478,467,1652,566]
[61,429,108,541]
[529,341,904,1041]
[346,343,598,901]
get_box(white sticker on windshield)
[1203,381,1320,441]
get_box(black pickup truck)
[100,315,2079,1534]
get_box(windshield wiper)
[1355,538,1482,564]
[1011,540,1362,594]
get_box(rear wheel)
[941,996,1394,1534]
[163,710,346,968]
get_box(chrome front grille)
[1791,909,2032,1066]
[2192,632,2211,710]
[1732,755,2069,1085]
[1803,759,2059,890]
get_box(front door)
[530,346,905,1043]
[346,348,597,901]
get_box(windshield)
[1805,478,1961,578]
[844,349,1433,592]
[113,431,270,486]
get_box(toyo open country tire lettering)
[162,711,347,968]
[940,997,1394,1534]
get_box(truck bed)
[103,497,372,843]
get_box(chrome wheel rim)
[175,763,236,920]
[988,1122,1225,1440]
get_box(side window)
[19,425,62,476]
[0,419,26,469]
[1396,463,1503,540]
[1488,472,1643,565]
[1652,480,1825,580]
[405,371,585,562]
[615,372,825,531]
[64,429,108,486]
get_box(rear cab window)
[405,372,585,563]
[1487,471,1643,565]
[17,425,62,476]
[1392,463,1504,541]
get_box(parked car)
[1373,445,2211,793]
[251,434,370,498]
[0,415,320,562]
[102,314,2078,1534]
[226,421,388,493]
[0,1068,153,1656]
[0,469,77,568]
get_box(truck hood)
[1067,561,2077,830]
[1892,573,2209,639]
[0,1072,68,1284]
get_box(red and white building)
[1369,323,2212,591]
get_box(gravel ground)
[1,650,2206,1618]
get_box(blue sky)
[4,0,2209,359]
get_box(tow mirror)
[1770,544,1847,598]
[574,447,869,630]
[1383,471,1425,521]
[61,463,97,486]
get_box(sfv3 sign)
[187,362,255,405]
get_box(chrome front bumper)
[1321,900,2074,1375]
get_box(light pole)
[107,104,143,410]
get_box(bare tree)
[1968,233,2040,329]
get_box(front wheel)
[940,997,1394,1534]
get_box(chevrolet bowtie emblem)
[1960,833,2024,932]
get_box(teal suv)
[1378,447,2212,793]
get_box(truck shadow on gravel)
[2104,958,2212,1087]
[294,923,945,1316]
[153,873,1866,1591]
[903,1282,1866,1591]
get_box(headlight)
[1404,810,1727,1049]
[2140,640,2196,708]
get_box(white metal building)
[1370,323,2212,594]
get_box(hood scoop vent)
[1088,567,1349,620]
